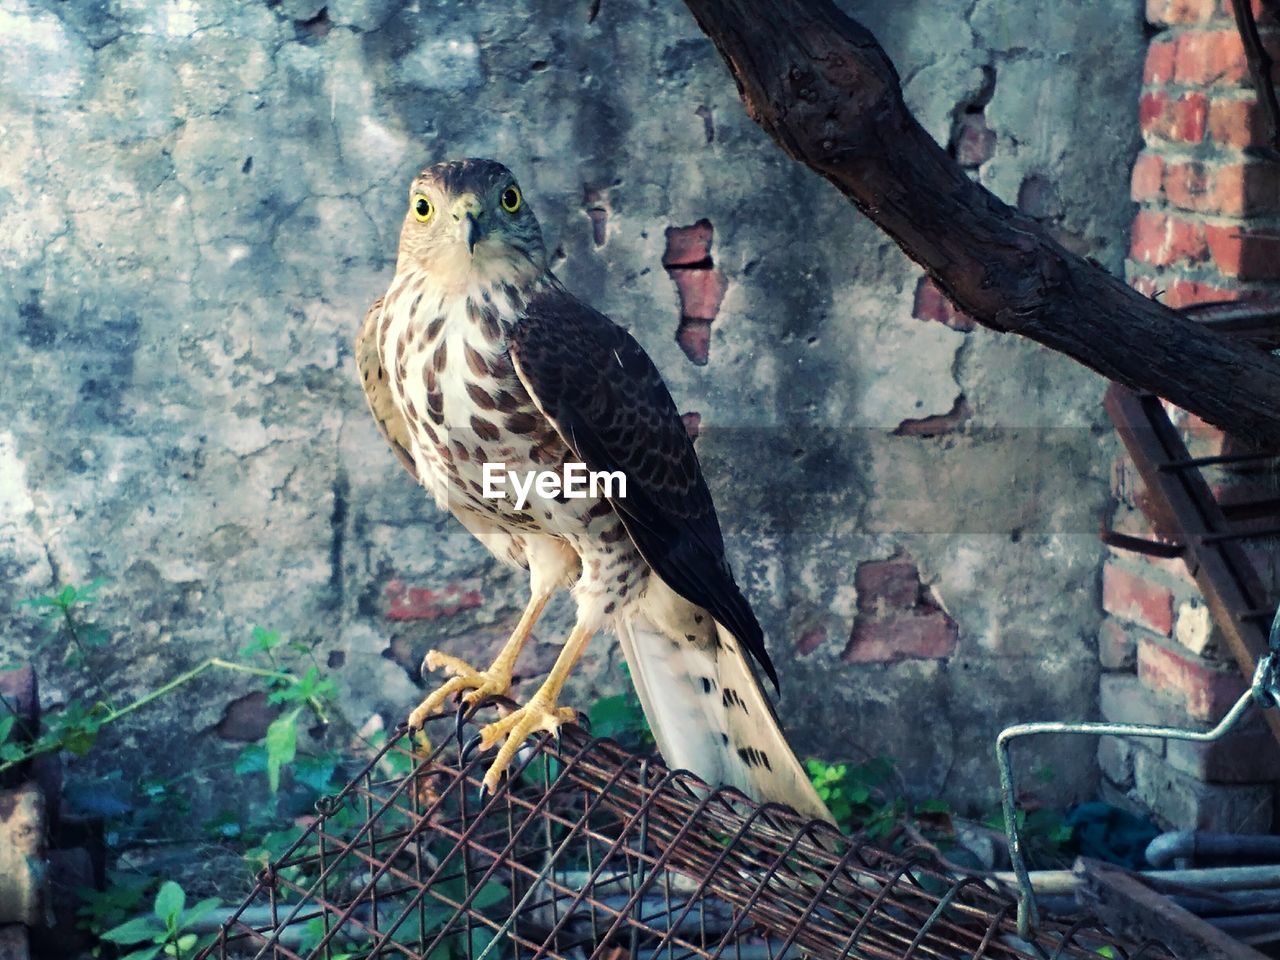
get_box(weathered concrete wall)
[0,0,1144,811]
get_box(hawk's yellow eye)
[500,185,522,214]
[412,194,433,222]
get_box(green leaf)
[234,744,267,775]
[101,915,163,945]
[264,709,301,793]
[176,932,197,952]
[153,881,185,924]
[183,897,221,928]
[241,627,282,658]
[120,946,163,960]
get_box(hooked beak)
[452,194,483,254]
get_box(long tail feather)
[617,611,831,823]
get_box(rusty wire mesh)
[197,712,1175,960]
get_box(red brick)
[676,318,711,365]
[385,579,483,621]
[1137,637,1247,721]
[662,219,713,267]
[1162,277,1239,307]
[893,395,972,437]
[1140,91,1208,143]
[1174,30,1248,85]
[1208,95,1270,147]
[843,612,958,664]
[1164,160,1280,216]
[671,267,727,320]
[1103,563,1174,636]
[856,558,921,611]
[1129,210,1208,266]
[912,276,976,331]
[954,114,996,166]
[1130,152,1165,202]
[1148,0,1217,24]
[1099,617,1138,671]
[1144,39,1177,84]
[1204,224,1280,279]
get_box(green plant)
[98,881,219,960]
[805,756,907,837]
[586,664,653,752]
[2,588,336,779]
[8,580,369,956]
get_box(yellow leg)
[406,589,552,731]
[475,619,596,792]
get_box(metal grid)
[198,714,1174,960]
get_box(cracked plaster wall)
[0,0,1144,812]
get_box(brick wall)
[1106,0,1280,831]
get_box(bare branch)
[682,0,1280,445]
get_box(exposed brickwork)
[662,219,713,266]
[385,579,484,621]
[1136,636,1247,721]
[1102,562,1174,636]
[911,276,977,332]
[1098,617,1138,671]
[893,395,972,438]
[844,553,958,664]
[663,220,727,365]
[1112,0,1280,829]
[953,113,996,167]
[1128,0,1280,302]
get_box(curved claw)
[461,734,485,764]
[478,781,490,804]
[454,701,471,749]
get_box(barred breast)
[375,269,648,619]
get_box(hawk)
[356,158,828,820]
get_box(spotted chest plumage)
[375,268,646,616]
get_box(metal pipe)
[1145,831,1280,869]
[995,600,1280,940]
[994,865,1280,897]
[996,679,1261,937]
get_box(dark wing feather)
[508,286,778,689]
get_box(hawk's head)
[397,158,546,288]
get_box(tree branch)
[682,0,1280,445]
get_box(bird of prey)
[355,158,829,820]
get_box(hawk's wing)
[508,286,778,689]
[355,297,419,480]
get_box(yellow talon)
[405,648,516,731]
[476,696,579,793]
